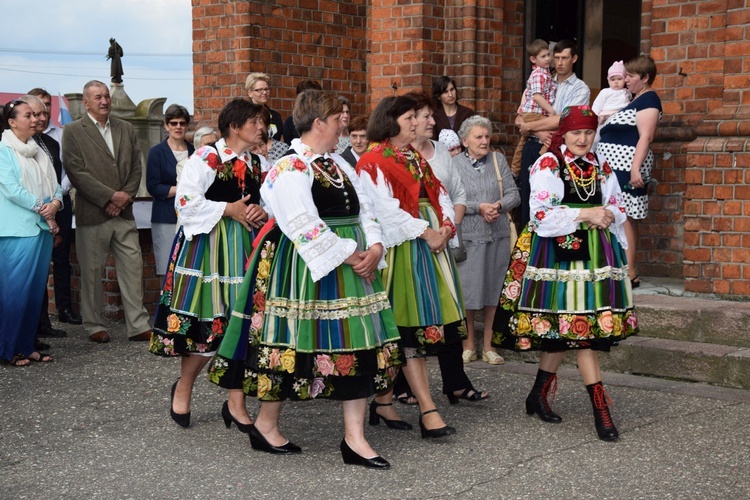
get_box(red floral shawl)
[356,141,446,222]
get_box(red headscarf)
[547,105,599,160]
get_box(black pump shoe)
[368,400,413,430]
[419,409,456,439]
[248,425,302,454]
[221,401,253,434]
[340,439,390,469]
[170,379,190,428]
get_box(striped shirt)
[553,73,590,112]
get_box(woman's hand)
[352,243,383,283]
[629,169,644,190]
[39,201,59,219]
[224,194,253,231]
[577,206,615,229]
[245,204,268,229]
[421,227,448,254]
[45,217,60,235]
[479,202,501,223]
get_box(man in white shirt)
[515,39,591,226]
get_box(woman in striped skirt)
[356,95,466,439]
[209,90,403,468]
[492,105,638,441]
[149,99,268,430]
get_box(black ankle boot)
[525,369,562,423]
[586,382,619,442]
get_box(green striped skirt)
[380,200,467,358]
[149,219,254,356]
[209,216,404,401]
[492,223,638,352]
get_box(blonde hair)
[245,72,270,92]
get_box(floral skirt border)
[492,226,638,352]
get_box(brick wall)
[645,0,750,295]
[192,0,369,126]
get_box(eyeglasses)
[168,121,188,127]
[252,88,271,94]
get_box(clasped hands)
[421,226,452,255]
[344,242,383,284]
[580,206,615,230]
[479,202,501,223]
[105,191,133,218]
[226,194,268,231]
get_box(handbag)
[452,222,467,262]
[492,153,518,251]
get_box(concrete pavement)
[2,319,749,499]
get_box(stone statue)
[107,38,124,84]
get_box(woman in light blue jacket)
[0,98,62,366]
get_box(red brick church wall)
[643,0,750,295]
[63,0,748,320]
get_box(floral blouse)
[175,138,266,240]
[529,145,628,247]
[261,139,385,282]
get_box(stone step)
[633,293,750,348]
[469,277,750,389]
[493,336,750,391]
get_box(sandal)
[9,354,30,367]
[27,351,53,363]
[396,392,418,405]
[447,387,489,405]
[482,351,505,365]
[461,349,477,364]
[631,275,640,288]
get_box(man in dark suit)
[28,88,82,330]
[63,80,151,343]
[338,115,369,168]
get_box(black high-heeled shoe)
[340,439,390,469]
[419,409,456,439]
[368,400,413,430]
[221,401,253,434]
[248,424,302,454]
[170,379,190,428]
[447,387,489,405]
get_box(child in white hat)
[592,60,632,145]
[592,61,632,124]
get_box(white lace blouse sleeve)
[528,153,581,237]
[356,167,429,249]
[174,146,226,240]
[261,155,357,282]
[335,157,387,269]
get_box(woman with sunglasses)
[146,104,195,277]
[0,98,62,366]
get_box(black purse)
[552,229,590,261]
[452,222,467,263]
